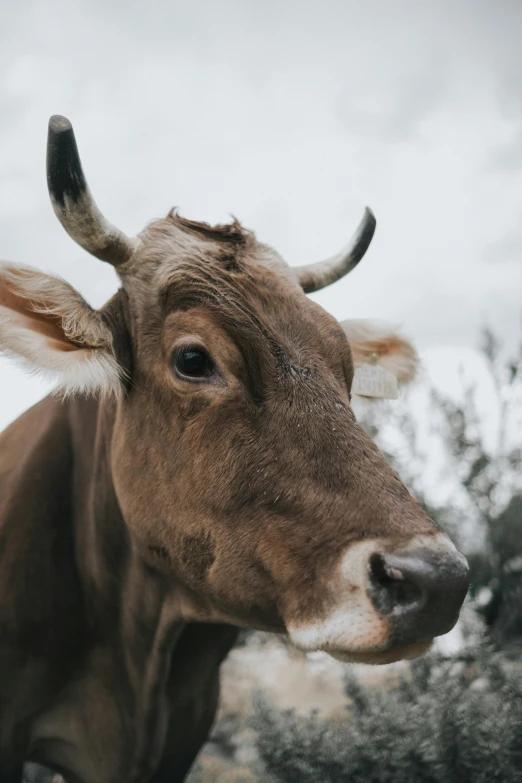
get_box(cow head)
[0,116,469,664]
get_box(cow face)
[0,116,469,665]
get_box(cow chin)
[326,639,433,666]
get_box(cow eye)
[172,346,216,381]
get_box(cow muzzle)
[287,533,469,665]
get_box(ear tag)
[352,353,399,399]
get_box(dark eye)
[173,345,216,381]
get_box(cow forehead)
[122,212,291,285]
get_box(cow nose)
[368,550,470,643]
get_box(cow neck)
[67,396,186,779]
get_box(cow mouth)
[326,639,433,666]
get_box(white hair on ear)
[0,263,123,397]
[340,319,419,384]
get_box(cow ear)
[341,319,419,384]
[0,264,123,396]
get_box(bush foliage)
[254,650,522,783]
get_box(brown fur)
[0,212,463,782]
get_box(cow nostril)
[367,547,470,644]
[369,553,424,615]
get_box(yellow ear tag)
[352,353,399,400]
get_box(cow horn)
[46,115,137,266]
[294,207,376,293]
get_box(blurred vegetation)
[254,650,522,783]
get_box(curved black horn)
[294,208,376,293]
[47,115,136,266]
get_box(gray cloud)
[484,230,522,264]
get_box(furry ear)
[341,319,419,385]
[0,263,123,396]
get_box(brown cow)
[0,116,469,783]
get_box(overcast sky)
[1,0,521,430]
